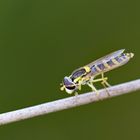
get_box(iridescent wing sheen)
[86,49,125,68]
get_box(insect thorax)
[70,66,91,83]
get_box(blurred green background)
[0,0,139,139]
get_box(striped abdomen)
[91,53,134,76]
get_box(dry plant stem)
[0,79,140,126]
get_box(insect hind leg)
[101,73,111,87]
[101,73,111,96]
[87,73,111,96]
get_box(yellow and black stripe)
[91,52,134,74]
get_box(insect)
[60,49,134,95]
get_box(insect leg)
[92,77,108,83]
[60,86,65,91]
[77,79,83,91]
[78,83,82,90]
[90,73,110,88]
[101,73,111,96]
[90,76,109,95]
[87,82,99,95]
[101,73,111,87]
[74,91,79,96]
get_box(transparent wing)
[86,49,125,68]
[71,49,125,75]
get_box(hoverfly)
[60,49,134,95]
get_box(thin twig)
[0,79,140,126]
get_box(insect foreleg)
[77,79,83,91]
[78,84,82,90]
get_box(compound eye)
[63,77,76,90]
[63,77,73,85]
